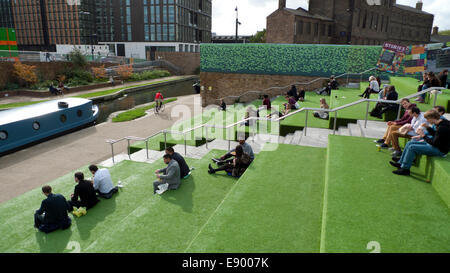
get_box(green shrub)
[127,70,171,82]
[30,80,57,90]
[67,49,88,69]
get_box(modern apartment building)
[0,0,14,28]
[3,0,211,58]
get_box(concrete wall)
[155,52,200,75]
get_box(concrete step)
[304,127,335,137]
[297,135,329,148]
[357,120,387,139]
[291,131,303,145]
[98,154,130,168]
[338,126,351,136]
[284,134,294,145]
[347,123,363,137]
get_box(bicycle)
[154,101,165,114]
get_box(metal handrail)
[106,86,445,161]
[216,67,378,102]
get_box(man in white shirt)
[89,165,118,199]
[390,107,427,157]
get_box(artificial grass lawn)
[321,135,450,253]
[186,144,327,253]
[0,150,245,253]
[112,98,178,122]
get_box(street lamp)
[235,7,242,43]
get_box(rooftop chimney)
[416,0,423,11]
[279,0,286,10]
[432,26,439,35]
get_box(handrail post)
[433,90,438,107]
[333,111,337,135]
[127,139,131,160]
[365,100,370,129]
[228,126,231,151]
[145,139,149,160]
[205,126,209,150]
[396,103,402,120]
[110,143,115,164]
[164,131,167,150]
[304,110,308,136]
[184,133,187,156]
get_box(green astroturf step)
[320,135,450,253]
[0,152,249,253]
[186,144,327,253]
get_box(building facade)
[0,0,14,28]
[267,0,434,46]
[102,0,212,59]
[3,0,211,57]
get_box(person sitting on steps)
[212,138,255,165]
[317,75,339,96]
[165,147,191,179]
[153,154,181,194]
[359,76,380,99]
[208,145,251,178]
[34,185,72,234]
[389,106,427,157]
[374,98,416,148]
[390,109,450,176]
[313,98,330,120]
[89,165,119,199]
[68,172,100,211]
[370,85,399,119]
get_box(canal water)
[94,77,198,123]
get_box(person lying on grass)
[390,109,450,176]
[153,154,181,195]
[208,145,251,178]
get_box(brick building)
[267,0,434,46]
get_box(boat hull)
[0,99,99,156]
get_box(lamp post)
[235,6,242,43]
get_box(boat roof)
[0,98,92,126]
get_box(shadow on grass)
[74,195,117,241]
[162,177,195,213]
[36,228,72,253]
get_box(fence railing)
[106,86,446,163]
[215,67,378,103]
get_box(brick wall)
[200,72,349,107]
[155,52,200,75]
[266,10,295,44]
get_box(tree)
[115,65,133,80]
[92,65,107,79]
[249,29,266,43]
[67,48,88,69]
[13,62,38,87]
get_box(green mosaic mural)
[201,43,384,78]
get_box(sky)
[211,0,450,36]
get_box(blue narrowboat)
[0,98,99,155]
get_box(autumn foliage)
[13,62,38,87]
[92,65,107,79]
[114,65,133,80]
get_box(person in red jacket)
[155,91,164,112]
